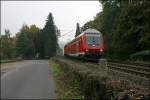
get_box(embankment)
[51,57,150,100]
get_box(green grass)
[51,63,62,77]
[50,60,82,99]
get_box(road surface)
[1,60,56,99]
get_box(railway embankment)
[51,57,149,100]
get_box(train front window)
[86,34,101,45]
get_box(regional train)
[64,28,104,60]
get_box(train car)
[64,28,104,60]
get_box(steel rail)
[107,59,150,67]
[107,61,150,78]
[108,62,150,72]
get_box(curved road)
[1,60,56,99]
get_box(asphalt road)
[1,60,56,99]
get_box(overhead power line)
[58,30,74,38]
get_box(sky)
[1,1,102,47]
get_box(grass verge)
[49,60,82,99]
[0,59,22,64]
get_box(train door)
[79,39,81,52]
[76,41,79,54]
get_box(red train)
[64,28,104,60]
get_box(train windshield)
[86,33,101,45]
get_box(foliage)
[56,46,63,56]
[16,25,35,58]
[112,1,150,60]
[0,29,16,59]
[52,63,62,77]
[27,24,41,55]
[129,49,150,61]
[1,12,59,59]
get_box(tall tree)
[75,23,81,37]
[42,13,58,58]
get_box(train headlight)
[100,49,103,52]
[86,49,88,52]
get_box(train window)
[86,36,93,45]
[86,34,101,45]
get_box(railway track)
[106,59,150,79]
[57,56,150,79]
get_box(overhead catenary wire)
[58,30,74,38]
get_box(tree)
[0,29,16,59]
[75,23,81,37]
[27,24,41,56]
[112,0,150,59]
[42,13,58,58]
[16,25,35,58]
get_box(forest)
[0,13,59,59]
[80,0,150,61]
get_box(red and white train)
[64,28,104,60]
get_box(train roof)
[83,28,101,34]
[76,28,101,38]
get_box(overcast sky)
[1,1,102,46]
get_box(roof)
[76,28,101,38]
[83,28,101,34]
